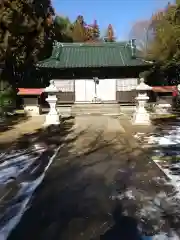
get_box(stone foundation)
[57,105,72,117]
[23,98,41,116]
[155,103,171,114]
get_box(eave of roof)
[17,88,44,95]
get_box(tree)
[54,16,73,42]
[71,15,86,42]
[0,0,54,87]
[137,2,180,85]
[0,79,16,116]
[70,17,101,42]
[129,20,153,55]
[91,20,100,41]
[148,3,178,62]
[104,24,115,42]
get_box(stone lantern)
[178,84,180,92]
[133,78,152,125]
[43,80,60,126]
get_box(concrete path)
[74,115,125,132]
[0,116,45,144]
[67,116,125,157]
[8,116,173,240]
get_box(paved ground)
[7,116,173,240]
[0,116,45,146]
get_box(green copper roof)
[37,42,150,68]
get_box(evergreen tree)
[91,20,100,40]
[0,0,54,86]
[54,16,73,42]
[104,24,115,42]
[71,15,86,42]
[0,79,16,115]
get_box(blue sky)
[52,0,174,40]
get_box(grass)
[15,109,25,114]
[151,113,177,119]
[0,112,28,132]
[152,155,180,162]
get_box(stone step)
[72,107,120,112]
[56,104,136,116]
[73,103,119,108]
[72,103,120,116]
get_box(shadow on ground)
[0,113,29,133]
[0,118,78,224]
[0,117,77,179]
[0,116,75,152]
[100,204,140,240]
[6,118,177,240]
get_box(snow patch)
[0,143,62,239]
[133,123,180,239]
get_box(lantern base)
[132,109,151,125]
[43,113,60,126]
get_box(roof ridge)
[54,41,129,48]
